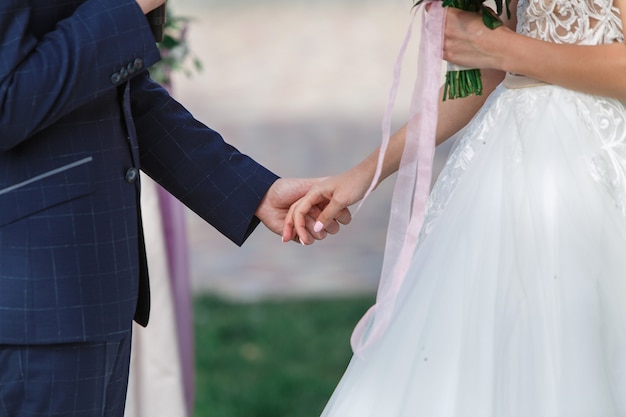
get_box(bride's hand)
[443,7,511,71]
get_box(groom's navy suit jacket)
[0,0,278,344]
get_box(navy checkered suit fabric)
[0,331,132,417]
[0,0,279,346]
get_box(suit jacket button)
[127,62,137,75]
[125,168,139,183]
[110,72,122,84]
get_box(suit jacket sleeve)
[0,0,161,150]
[130,74,280,246]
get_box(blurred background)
[150,0,427,416]
[172,0,416,300]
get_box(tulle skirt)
[321,84,626,417]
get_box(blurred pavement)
[167,0,441,301]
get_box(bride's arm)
[444,1,626,99]
[361,66,506,178]
[282,68,506,244]
[281,3,517,244]
[282,77,504,245]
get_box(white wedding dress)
[321,1,626,416]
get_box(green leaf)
[150,7,203,86]
[481,5,504,29]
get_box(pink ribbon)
[351,1,446,356]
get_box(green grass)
[193,295,374,417]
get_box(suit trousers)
[0,330,132,417]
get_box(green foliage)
[150,8,203,88]
[193,296,375,417]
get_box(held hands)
[255,177,352,244]
[281,165,373,245]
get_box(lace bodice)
[517,0,624,44]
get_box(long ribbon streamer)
[351,1,446,356]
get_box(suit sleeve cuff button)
[133,58,144,71]
[110,72,122,85]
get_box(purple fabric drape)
[157,186,195,415]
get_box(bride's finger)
[293,192,334,244]
[307,204,341,236]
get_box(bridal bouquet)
[416,0,511,100]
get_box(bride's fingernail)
[299,237,306,246]
[314,221,324,233]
